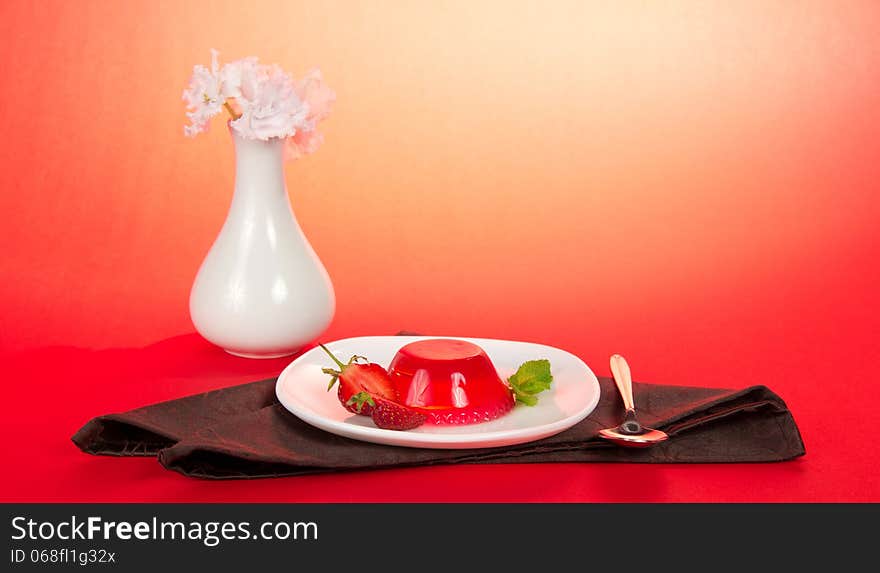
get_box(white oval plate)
[275,335,600,449]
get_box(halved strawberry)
[320,344,397,416]
[371,398,427,431]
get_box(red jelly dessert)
[387,339,515,425]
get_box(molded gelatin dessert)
[387,339,515,425]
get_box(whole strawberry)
[319,344,397,416]
[371,398,427,431]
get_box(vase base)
[224,349,297,360]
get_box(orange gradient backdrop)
[0,1,879,500]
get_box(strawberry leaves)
[508,359,553,406]
[319,344,367,391]
[345,391,375,414]
[322,368,341,390]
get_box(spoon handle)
[609,354,635,412]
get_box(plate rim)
[275,335,601,449]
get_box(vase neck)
[230,130,288,205]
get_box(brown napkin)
[72,375,805,479]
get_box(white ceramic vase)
[189,128,335,358]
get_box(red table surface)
[1,1,879,502]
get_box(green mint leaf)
[345,391,375,413]
[515,393,539,407]
[508,359,553,407]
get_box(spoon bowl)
[598,426,668,448]
[599,354,669,448]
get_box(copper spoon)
[598,354,668,447]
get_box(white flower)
[230,64,311,141]
[286,68,335,159]
[183,52,327,144]
[218,56,257,100]
[182,49,225,137]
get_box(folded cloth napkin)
[72,373,805,479]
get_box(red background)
[1,1,878,501]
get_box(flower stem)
[223,100,240,120]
